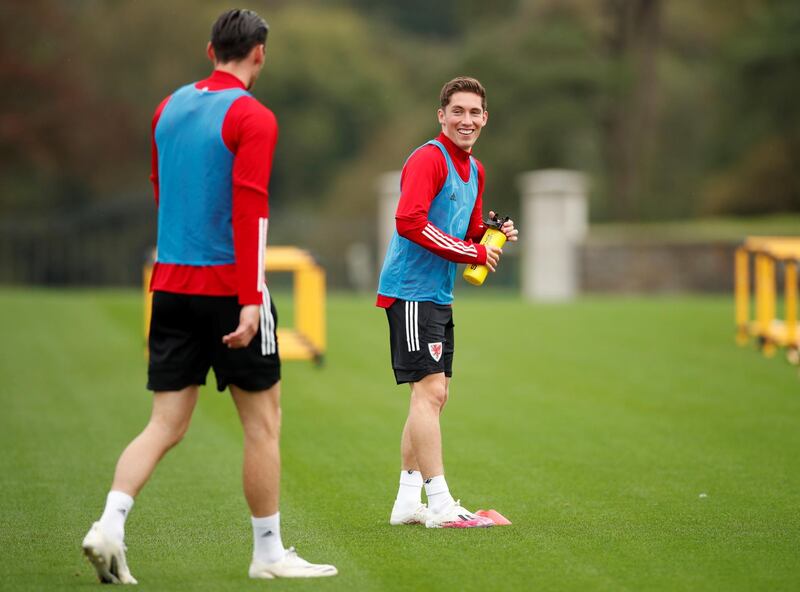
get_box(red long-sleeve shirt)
[149,70,277,305]
[376,132,488,308]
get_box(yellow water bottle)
[463,214,509,286]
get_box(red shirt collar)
[437,132,472,164]
[196,69,248,91]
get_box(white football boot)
[425,500,495,529]
[248,547,337,579]
[389,503,431,526]
[81,522,138,584]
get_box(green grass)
[1,288,799,591]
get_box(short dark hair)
[210,9,269,64]
[439,77,487,111]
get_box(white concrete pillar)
[377,171,401,270]
[519,170,588,301]
[345,242,373,293]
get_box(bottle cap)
[484,213,510,230]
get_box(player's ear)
[482,110,488,126]
[206,42,216,64]
[437,108,445,126]
[252,44,265,66]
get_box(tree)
[702,0,800,214]
[600,0,663,220]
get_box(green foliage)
[332,0,521,39]
[0,1,139,212]
[1,0,798,247]
[457,6,605,217]
[702,0,800,214]
[257,5,409,204]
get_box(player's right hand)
[222,304,260,348]
[485,244,501,272]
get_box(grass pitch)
[1,289,799,591]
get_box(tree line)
[1,0,797,235]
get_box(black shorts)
[147,291,280,393]
[385,299,454,384]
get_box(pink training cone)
[475,509,512,526]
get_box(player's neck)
[439,131,472,156]
[438,132,472,162]
[213,64,255,90]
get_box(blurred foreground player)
[81,9,336,582]
[377,77,518,528]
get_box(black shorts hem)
[393,367,451,385]
[216,372,281,392]
[146,373,207,392]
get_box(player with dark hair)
[377,76,518,529]
[80,9,336,582]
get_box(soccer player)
[377,76,518,528]
[81,9,336,582]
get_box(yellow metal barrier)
[735,247,749,345]
[786,261,798,359]
[264,247,326,364]
[735,237,800,363]
[144,246,325,364]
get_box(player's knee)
[244,407,281,440]
[270,407,282,437]
[170,423,190,447]
[150,416,191,448]
[414,381,447,410]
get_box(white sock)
[424,475,455,514]
[252,512,286,564]
[98,490,134,542]
[393,470,423,510]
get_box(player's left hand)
[489,210,518,242]
[222,304,260,348]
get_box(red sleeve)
[395,146,487,265]
[465,159,487,242]
[149,96,171,207]
[223,96,278,305]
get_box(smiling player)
[376,76,518,528]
